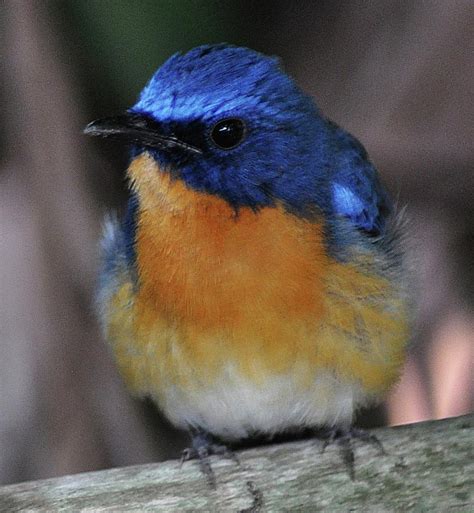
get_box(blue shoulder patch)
[328,122,391,236]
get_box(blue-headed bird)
[85,44,410,484]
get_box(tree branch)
[0,414,472,512]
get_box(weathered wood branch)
[0,415,472,512]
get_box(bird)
[85,44,410,485]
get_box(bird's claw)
[180,431,239,488]
[317,426,385,480]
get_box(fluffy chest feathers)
[131,154,328,332]
[100,153,408,437]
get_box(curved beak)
[84,112,202,155]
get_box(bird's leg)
[316,426,385,480]
[180,428,239,488]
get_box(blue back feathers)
[326,121,391,235]
[124,44,391,261]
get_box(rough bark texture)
[0,415,471,512]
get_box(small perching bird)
[85,44,410,485]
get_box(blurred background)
[1,0,472,485]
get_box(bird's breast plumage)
[99,153,409,438]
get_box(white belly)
[152,367,367,440]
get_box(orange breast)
[129,152,329,328]
[125,153,329,379]
[114,153,408,392]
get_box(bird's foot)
[316,426,385,480]
[181,429,239,488]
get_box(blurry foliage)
[56,0,247,109]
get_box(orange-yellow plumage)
[100,153,408,437]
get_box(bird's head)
[85,44,337,216]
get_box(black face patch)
[166,118,209,153]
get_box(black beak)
[83,112,202,155]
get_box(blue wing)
[328,121,391,236]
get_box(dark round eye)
[210,118,246,150]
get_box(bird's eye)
[210,118,246,150]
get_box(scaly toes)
[315,426,385,480]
